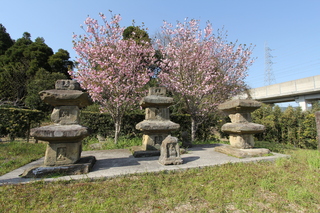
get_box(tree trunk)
[114,120,121,144]
[26,118,30,143]
[191,116,197,142]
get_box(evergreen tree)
[48,49,73,77]
[25,68,67,112]
[123,26,151,45]
[0,24,14,55]
[0,30,73,110]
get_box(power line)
[275,60,320,74]
[247,41,320,88]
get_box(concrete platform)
[0,144,289,185]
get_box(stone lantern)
[215,99,270,157]
[21,80,95,178]
[136,87,180,151]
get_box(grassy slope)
[1,140,320,212]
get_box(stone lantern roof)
[218,99,262,114]
[39,80,92,108]
[139,87,174,108]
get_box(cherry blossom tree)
[70,13,156,143]
[156,19,254,141]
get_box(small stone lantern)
[216,99,270,157]
[219,99,265,148]
[136,87,180,151]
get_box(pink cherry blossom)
[70,12,156,143]
[156,18,254,141]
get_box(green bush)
[0,107,44,141]
[252,104,319,149]
[80,111,146,138]
[80,110,224,141]
[80,111,114,137]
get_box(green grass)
[1,139,320,212]
[0,136,141,176]
[0,142,46,176]
[255,140,299,153]
[82,136,142,151]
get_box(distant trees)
[0,24,73,111]
[48,49,74,77]
[252,104,319,149]
[0,24,14,55]
[155,19,254,141]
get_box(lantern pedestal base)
[214,145,271,158]
[20,156,96,178]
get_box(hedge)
[80,112,145,138]
[4,103,317,148]
[0,107,223,142]
[0,107,44,141]
[80,111,225,141]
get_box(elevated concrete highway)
[238,75,320,111]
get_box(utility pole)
[264,42,275,85]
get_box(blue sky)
[1,0,320,89]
